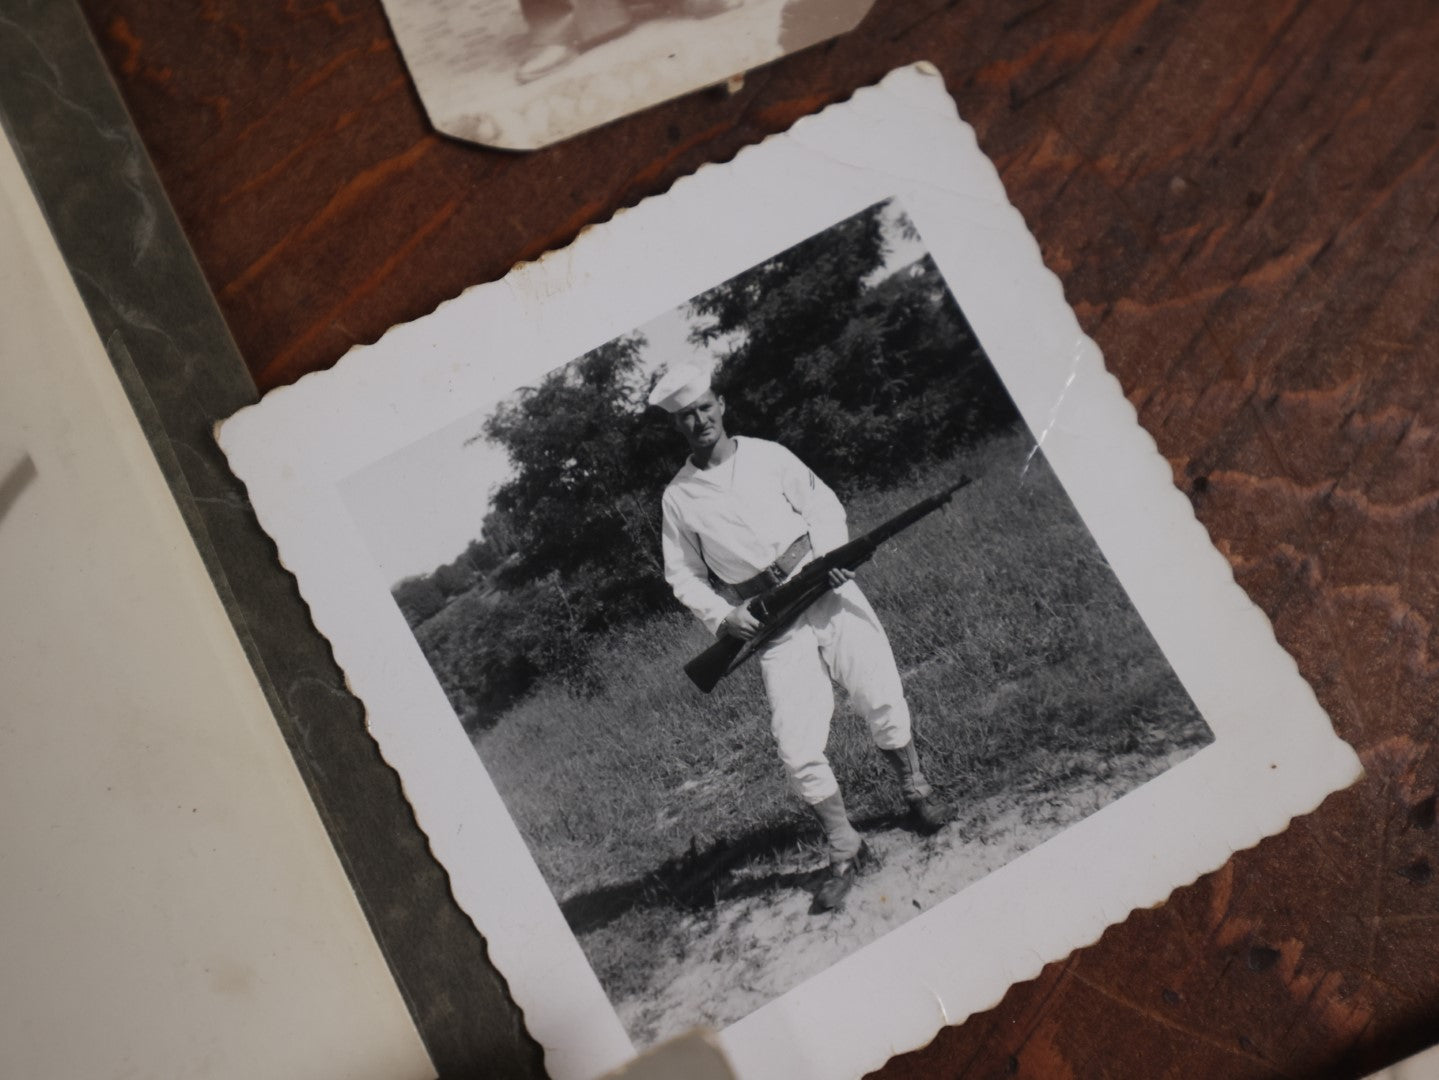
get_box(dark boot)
[882,741,954,834]
[811,841,873,913]
[809,791,865,913]
[570,0,635,46]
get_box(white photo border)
[218,65,1361,1080]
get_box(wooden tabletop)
[75,0,1439,1076]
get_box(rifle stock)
[683,575,836,691]
[682,474,972,692]
[683,636,745,693]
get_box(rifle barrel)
[860,475,972,546]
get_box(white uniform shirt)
[661,436,849,635]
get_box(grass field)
[473,427,1213,909]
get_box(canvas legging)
[757,582,913,803]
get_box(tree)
[392,575,445,627]
[432,558,477,598]
[461,537,503,577]
[483,334,676,631]
[690,200,1019,494]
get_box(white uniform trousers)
[756,581,912,804]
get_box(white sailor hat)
[647,364,714,413]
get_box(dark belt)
[732,535,812,601]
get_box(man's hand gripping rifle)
[683,475,974,693]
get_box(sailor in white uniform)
[651,364,952,911]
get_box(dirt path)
[611,745,1198,1047]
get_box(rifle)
[683,475,973,693]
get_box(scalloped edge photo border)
[217,65,1361,1080]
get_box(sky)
[339,203,929,587]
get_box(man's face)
[672,390,727,453]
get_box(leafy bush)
[392,575,445,624]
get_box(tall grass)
[474,428,1212,902]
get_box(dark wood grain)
[74,0,1439,1076]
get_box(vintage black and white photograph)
[339,199,1213,1046]
[218,67,1361,1080]
[379,0,875,148]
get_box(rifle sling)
[730,534,812,601]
